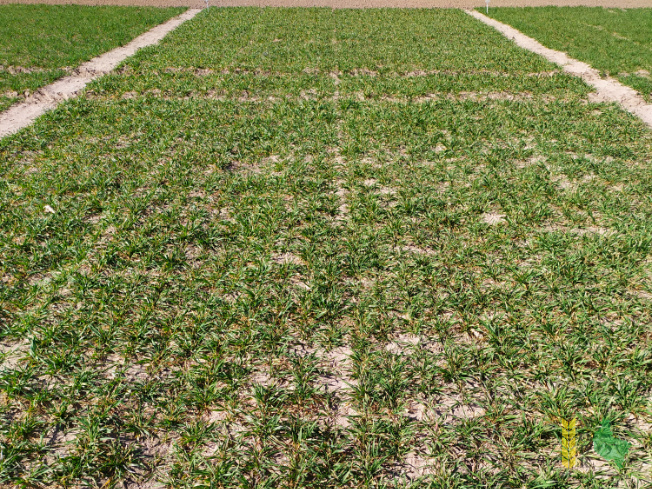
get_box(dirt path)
[0,9,201,140]
[468,10,652,129]
[2,0,651,7]
[3,4,651,139]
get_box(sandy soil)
[1,0,651,8]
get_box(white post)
[486,0,489,14]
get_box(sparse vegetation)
[1,7,651,488]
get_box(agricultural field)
[1,6,652,488]
[484,7,652,102]
[0,4,185,112]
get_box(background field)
[3,0,652,8]
[485,7,652,102]
[1,6,652,489]
[0,4,185,112]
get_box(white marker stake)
[486,0,489,14]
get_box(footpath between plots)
[0,8,201,140]
[468,9,652,129]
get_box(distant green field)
[0,4,185,111]
[484,7,652,102]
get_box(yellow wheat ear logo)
[561,418,578,469]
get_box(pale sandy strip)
[467,10,652,129]
[0,8,201,140]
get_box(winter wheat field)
[1,4,652,488]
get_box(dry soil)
[1,0,651,9]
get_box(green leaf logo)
[593,420,630,468]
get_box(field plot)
[2,7,652,488]
[484,7,652,103]
[0,4,185,112]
